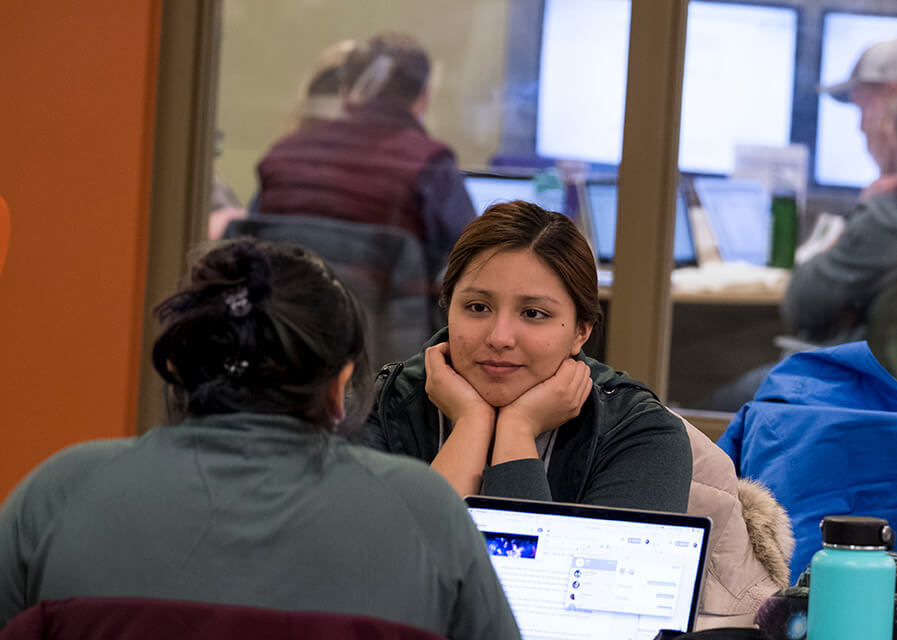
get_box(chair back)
[224,214,437,370]
[0,597,447,640]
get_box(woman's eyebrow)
[457,287,494,297]
[518,294,562,306]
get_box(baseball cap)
[818,38,897,103]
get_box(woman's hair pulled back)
[152,238,371,430]
[340,32,430,107]
[440,200,602,330]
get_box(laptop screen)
[464,173,565,216]
[586,182,696,266]
[693,177,771,266]
[466,496,710,640]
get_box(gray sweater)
[0,413,520,639]
[783,191,897,343]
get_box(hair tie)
[223,286,251,317]
[347,54,394,104]
[223,357,249,378]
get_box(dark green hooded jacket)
[360,329,692,512]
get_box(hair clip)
[223,358,249,378]
[223,286,251,317]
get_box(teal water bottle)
[807,516,896,640]
[769,189,798,269]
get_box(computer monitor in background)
[537,0,631,166]
[587,182,696,266]
[463,173,565,216]
[815,12,897,188]
[679,2,797,174]
[536,0,798,175]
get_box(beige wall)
[216,0,511,205]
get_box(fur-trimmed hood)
[680,418,794,616]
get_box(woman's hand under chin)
[424,342,495,424]
[497,358,593,441]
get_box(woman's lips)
[478,361,522,377]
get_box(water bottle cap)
[820,516,894,549]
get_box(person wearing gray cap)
[782,38,897,345]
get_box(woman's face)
[447,248,592,408]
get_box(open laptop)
[585,181,697,268]
[693,177,771,266]
[463,171,566,216]
[465,496,710,640]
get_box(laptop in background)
[693,177,771,266]
[585,181,697,267]
[466,496,710,640]
[463,171,566,216]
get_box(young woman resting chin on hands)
[361,201,692,513]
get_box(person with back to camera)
[256,32,476,276]
[0,238,520,639]
[209,39,358,240]
[361,201,797,617]
[783,38,897,345]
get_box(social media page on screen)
[467,506,706,640]
[815,13,897,188]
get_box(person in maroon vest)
[256,32,476,277]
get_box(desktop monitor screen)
[537,0,631,166]
[537,1,797,175]
[815,12,897,188]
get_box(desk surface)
[598,267,789,306]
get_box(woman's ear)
[570,321,593,356]
[325,361,355,425]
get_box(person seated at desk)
[0,238,520,639]
[783,38,897,345]
[255,31,475,277]
[361,201,794,616]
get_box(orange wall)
[0,2,162,497]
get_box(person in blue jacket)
[718,340,897,582]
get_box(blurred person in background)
[255,32,476,278]
[783,38,897,345]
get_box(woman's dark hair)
[152,238,372,431]
[440,201,602,331]
[340,32,430,107]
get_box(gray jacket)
[783,191,897,343]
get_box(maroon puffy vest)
[256,104,452,241]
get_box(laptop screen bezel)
[464,495,711,634]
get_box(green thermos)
[769,189,798,269]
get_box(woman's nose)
[485,314,516,350]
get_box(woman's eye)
[467,302,489,313]
[523,308,548,320]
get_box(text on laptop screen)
[467,500,708,639]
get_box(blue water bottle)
[806,516,895,640]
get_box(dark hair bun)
[151,238,371,428]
